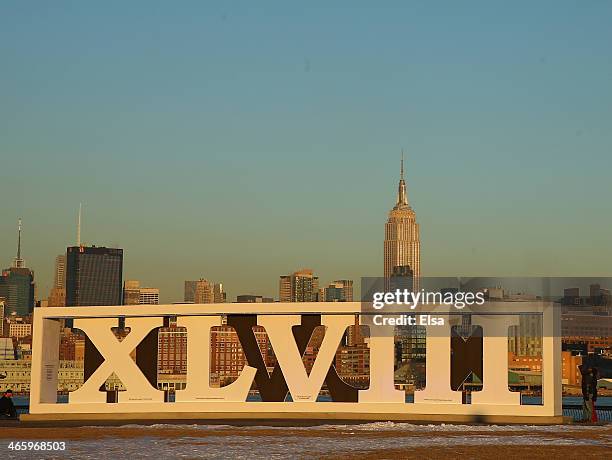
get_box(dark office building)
[0,268,35,316]
[0,219,35,316]
[66,246,123,306]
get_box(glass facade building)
[66,246,123,306]
[0,267,35,316]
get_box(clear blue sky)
[1,1,611,302]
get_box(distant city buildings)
[0,337,15,360]
[123,280,141,305]
[507,352,543,389]
[395,324,427,388]
[563,285,611,308]
[54,254,66,289]
[561,351,583,386]
[8,317,32,339]
[384,156,420,290]
[157,323,187,391]
[0,301,5,337]
[195,280,213,303]
[123,280,160,305]
[562,313,612,353]
[563,287,581,306]
[183,280,198,303]
[210,325,269,386]
[509,314,543,357]
[47,255,67,306]
[58,328,85,361]
[140,287,160,305]
[213,283,226,303]
[320,280,353,302]
[590,284,611,306]
[47,288,65,307]
[0,220,35,316]
[184,279,225,304]
[506,350,582,388]
[391,283,441,386]
[335,343,370,387]
[279,268,319,302]
[5,160,612,400]
[279,276,291,302]
[484,287,505,300]
[3,314,33,364]
[0,268,35,316]
[337,318,370,388]
[236,294,274,303]
[65,246,123,306]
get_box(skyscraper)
[194,279,213,303]
[195,280,213,303]
[184,280,197,303]
[279,269,319,302]
[54,255,66,289]
[0,301,5,337]
[213,283,226,303]
[48,254,67,307]
[384,155,420,290]
[0,220,35,316]
[184,279,220,304]
[279,276,292,302]
[65,246,123,306]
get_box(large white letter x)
[69,317,164,404]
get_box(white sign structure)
[26,302,563,423]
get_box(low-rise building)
[9,322,32,339]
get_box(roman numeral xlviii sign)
[27,302,562,421]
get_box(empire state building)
[384,156,420,289]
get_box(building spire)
[17,218,22,260]
[13,218,25,268]
[77,203,82,247]
[395,151,409,208]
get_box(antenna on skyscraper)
[13,218,25,268]
[401,149,404,180]
[17,218,22,261]
[77,203,82,247]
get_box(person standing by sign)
[579,365,592,422]
[590,367,599,423]
[0,389,17,419]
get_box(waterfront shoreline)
[1,423,611,440]
[1,423,611,459]
[326,445,612,459]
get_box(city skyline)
[2,3,612,302]
[3,156,612,304]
